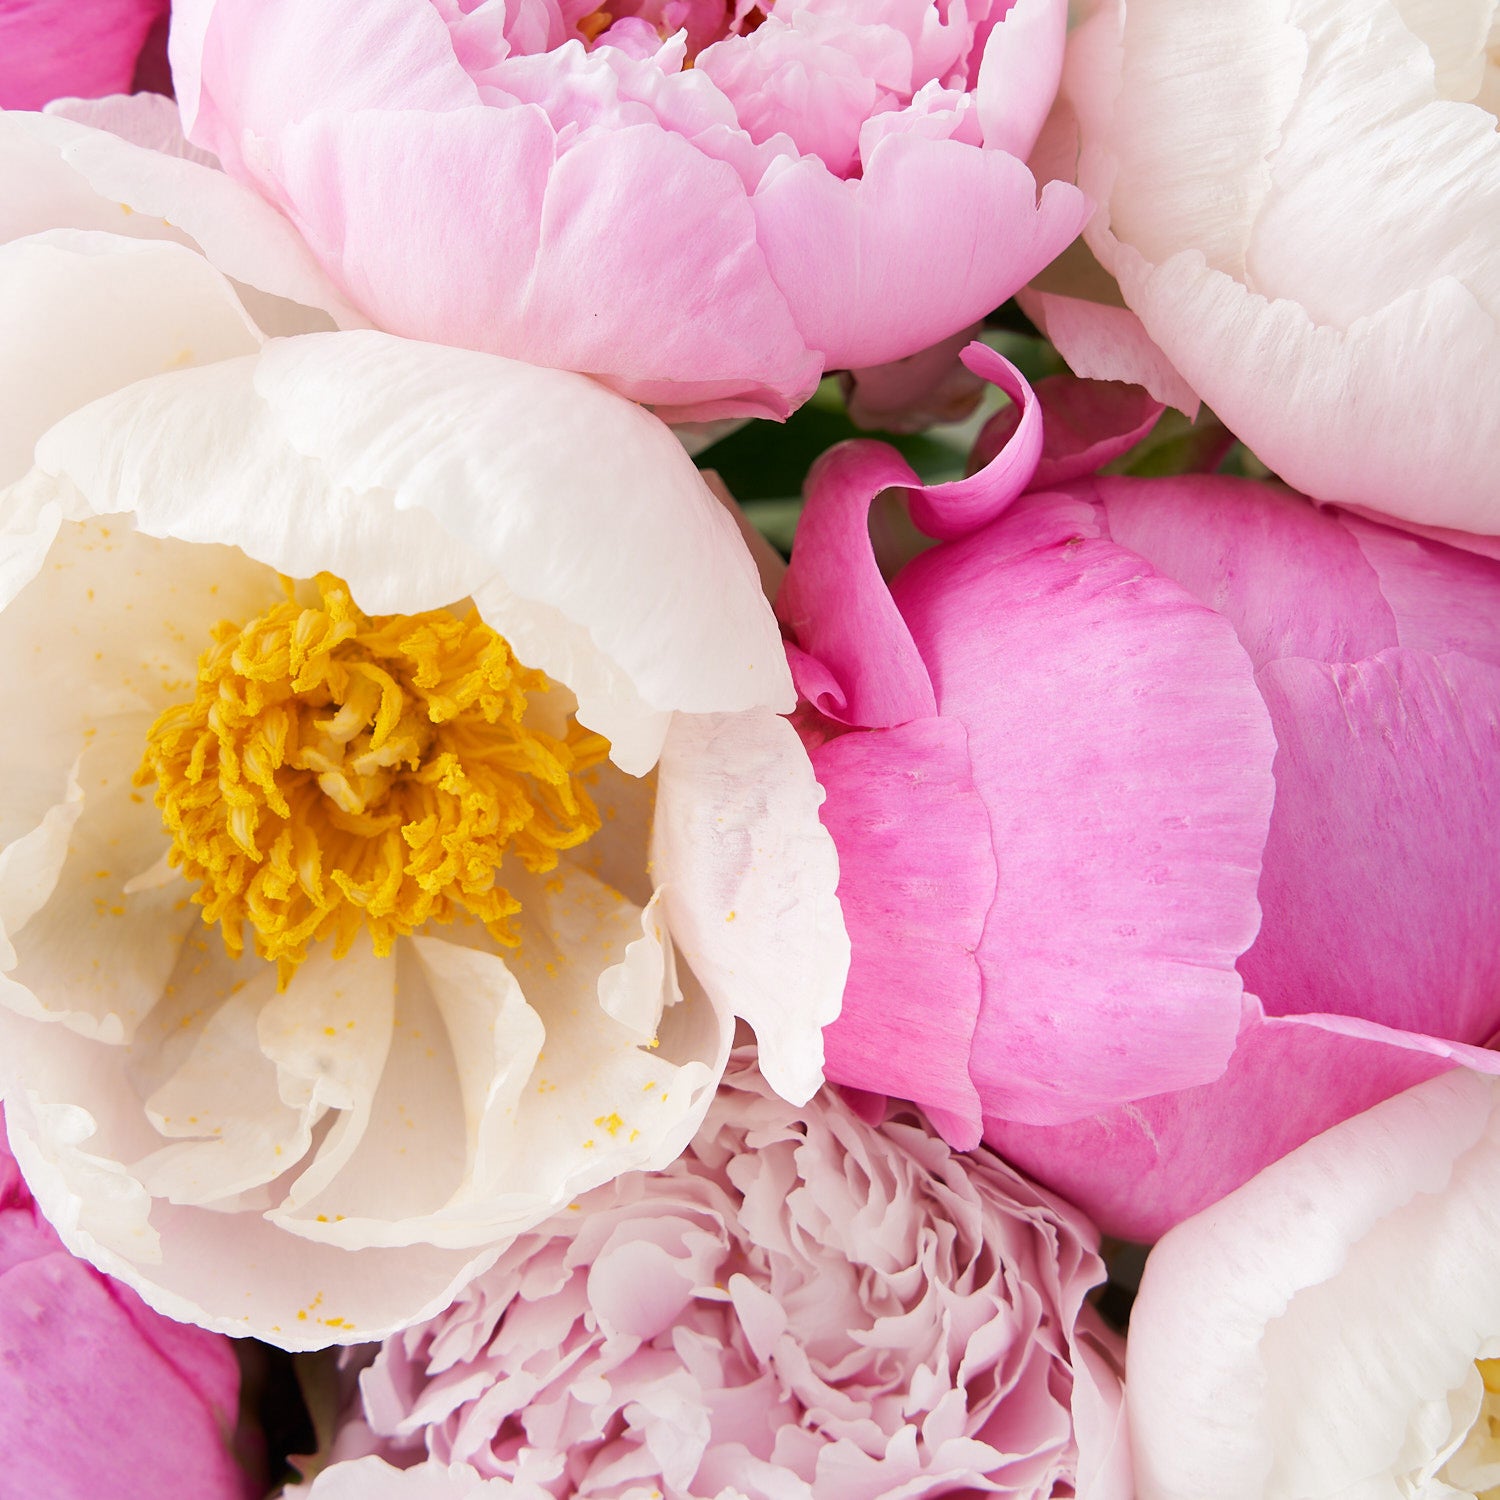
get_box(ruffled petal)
[651,708,847,1105]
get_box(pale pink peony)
[0,0,170,109]
[167,0,1088,423]
[0,1110,251,1500]
[1025,0,1500,533]
[326,1050,1130,1500]
[780,353,1500,1241]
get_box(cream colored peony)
[1028,0,1500,534]
[0,98,846,1348]
[1129,1071,1500,1500]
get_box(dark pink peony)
[780,352,1500,1240]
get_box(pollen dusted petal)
[137,573,610,977]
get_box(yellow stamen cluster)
[137,574,609,981]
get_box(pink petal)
[0,1128,248,1500]
[755,133,1088,371]
[0,0,167,110]
[985,998,1499,1241]
[810,717,995,1148]
[1341,513,1500,668]
[271,105,819,418]
[1242,649,1500,1043]
[892,493,1277,1125]
[776,440,938,729]
[173,0,479,175]
[1093,474,1399,669]
[970,373,1163,490]
[975,0,1067,161]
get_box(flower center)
[137,574,609,981]
[1439,1358,1500,1498]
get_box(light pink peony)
[780,352,1500,1241]
[0,0,170,109]
[0,1110,251,1500]
[167,0,1088,423]
[328,1050,1130,1500]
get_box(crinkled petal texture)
[987,473,1500,1239]
[325,1052,1130,1500]
[0,0,168,109]
[168,0,1088,422]
[0,1114,249,1500]
[1043,0,1500,531]
[1128,1071,1500,1500]
[0,128,845,1345]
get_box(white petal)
[30,332,796,771]
[0,231,262,487]
[651,708,848,1104]
[1128,1071,1500,1500]
[0,108,363,334]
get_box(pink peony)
[0,1111,251,1500]
[780,352,1500,1241]
[327,1050,1130,1500]
[0,0,169,110]
[167,0,1087,423]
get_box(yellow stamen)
[137,574,609,982]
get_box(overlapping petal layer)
[169,0,1088,421]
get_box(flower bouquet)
[1,0,1497,1495]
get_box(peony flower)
[0,0,170,110]
[1127,1070,1500,1500]
[779,352,1500,1241]
[165,0,1088,424]
[1022,0,1500,533]
[0,1108,252,1500]
[0,99,845,1347]
[315,1051,1130,1500]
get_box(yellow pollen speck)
[594,1112,624,1136]
[135,573,610,981]
[725,909,736,922]
[582,1138,595,1149]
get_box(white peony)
[1027,0,1500,534]
[1128,1070,1500,1500]
[0,98,846,1348]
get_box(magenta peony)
[779,352,1500,1241]
[322,1051,1129,1500]
[0,1111,250,1500]
[167,0,1087,423]
[0,0,169,110]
